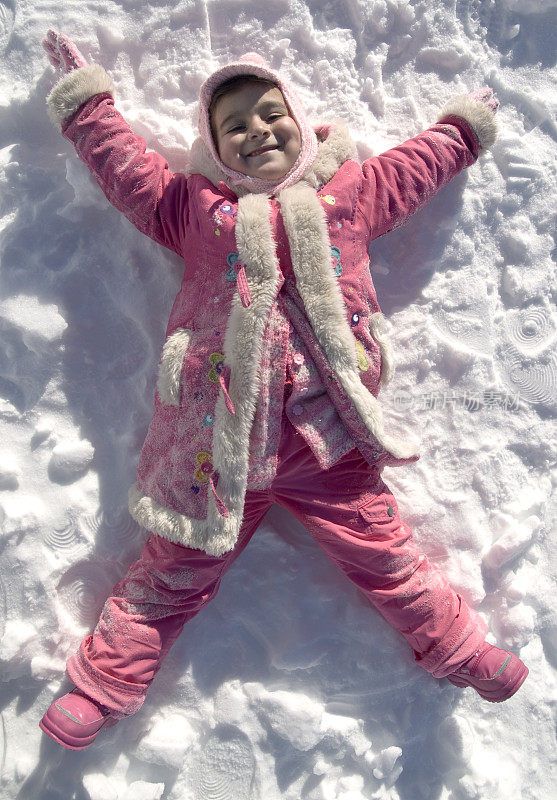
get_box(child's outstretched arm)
[356,88,499,242]
[43,29,188,257]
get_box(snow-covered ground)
[0,1,555,798]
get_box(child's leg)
[270,425,487,678]
[66,492,272,718]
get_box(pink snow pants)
[66,412,487,718]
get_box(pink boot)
[39,688,118,750]
[447,643,529,702]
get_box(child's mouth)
[247,145,278,157]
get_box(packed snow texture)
[0,1,556,799]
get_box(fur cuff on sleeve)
[46,64,115,126]
[437,95,498,151]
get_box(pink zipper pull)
[234,261,252,308]
[210,471,229,517]
[218,365,235,415]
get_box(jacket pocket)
[156,327,194,406]
[369,311,394,386]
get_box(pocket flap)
[357,493,399,525]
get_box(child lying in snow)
[39,29,528,751]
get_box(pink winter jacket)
[46,65,497,555]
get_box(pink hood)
[197,53,319,195]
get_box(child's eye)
[226,113,283,134]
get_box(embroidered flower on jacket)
[208,353,225,382]
[355,340,370,371]
[319,194,336,205]
[195,451,214,482]
[203,413,214,427]
[194,390,204,401]
[330,246,342,276]
[220,202,237,217]
[213,209,223,235]
[225,252,240,281]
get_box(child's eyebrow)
[219,100,287,130]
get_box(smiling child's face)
[212,82,302,180]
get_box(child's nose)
[248,119,270,139]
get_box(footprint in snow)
[187,726,256,800]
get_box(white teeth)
[248,146,276,156]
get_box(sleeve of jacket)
[356,94,498,242]
[46,64,188,257]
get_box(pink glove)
[42,28,88,73]
[468,87,499,114]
